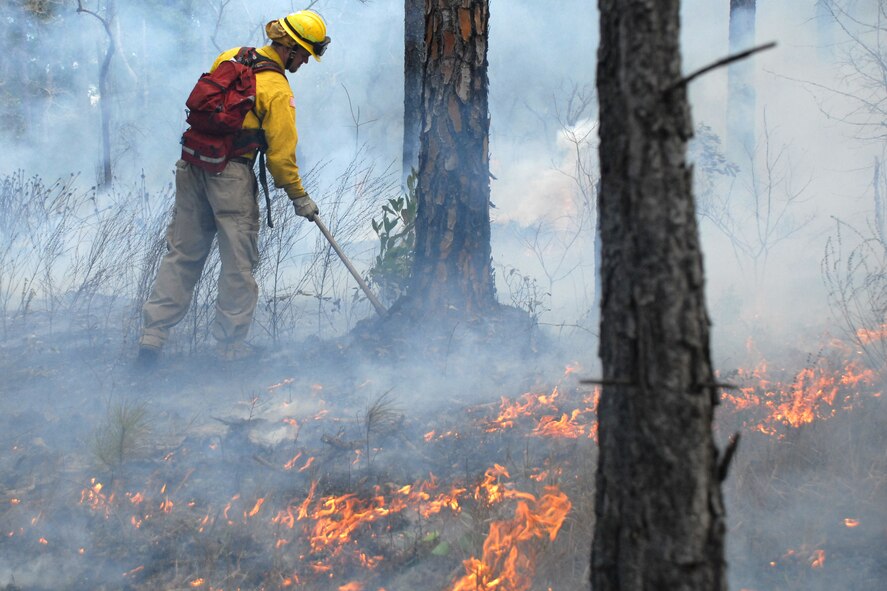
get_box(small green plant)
[368,171,418,304]
[92,399,150,469]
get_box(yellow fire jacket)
[211,46,307,199]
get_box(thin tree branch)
[209,0,233,52]
[76,0,111,36]
[668,42,778,92]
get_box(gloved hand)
[292,195,319,220]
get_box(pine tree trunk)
[407,0,496,319]
[591,0,727,589]
[402,0,424,185]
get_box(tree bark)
[406,0,496,319]
[591,0,727,589]
[402,0,425,186]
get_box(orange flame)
[80,478,113,517]
[810,549,826,568]
[856,324,887,344]
[271,476,470,564]
[223,494,240,523]
[485,388,561,432]
[305,492,405,554]
[722,355,879,437]
[448,487,571,591]
[844,518,860,528]
[564,362,582,377]
[298,457,316,472]
[533,410,587,439]
[246,497,265,518]
[474,464,512,505]
[283,452,303,471]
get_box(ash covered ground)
[1,309,884,590]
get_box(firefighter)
[136,10,330,368]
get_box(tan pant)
[140,159,260,349]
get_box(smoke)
[0,0,885,589]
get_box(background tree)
[728,0,757,159]
[820,0,887,372]
[0,1,65,142]
[401,0,497,322]
[591,0,727,589]
[76,0,117,188]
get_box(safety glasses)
[309,35,330,57]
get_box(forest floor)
[0,308,884,591]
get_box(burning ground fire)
[481,386,600,441]
[2,338,883,590]
[719,341,881,438]
[64,464,570,589]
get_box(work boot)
[135,345,160,371]
[214,341,263,362]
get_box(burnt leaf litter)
[1,315,885,590]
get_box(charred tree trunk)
[727,0,756,159]
[405,0,496,320]
[402,0,424,185]
[591,0,727,590]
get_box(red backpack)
[180,47,285,225]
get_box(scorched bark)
[407,0,496,319]
[592,0,728,590]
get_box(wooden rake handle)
[312,214,387,317]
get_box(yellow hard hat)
[277,10,330,61]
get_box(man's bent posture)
[137,10,330,367]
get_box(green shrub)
[368,171,417,303]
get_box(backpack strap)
[234,47,286,77]
[258,152,273,228]
[233,47,285,228]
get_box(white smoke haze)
[0,1,884,590]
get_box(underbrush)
[0,325,883,590]
[0,159,396,360]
